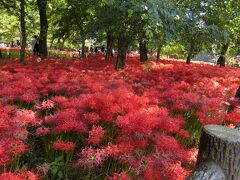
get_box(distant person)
[101,46,105,53]
[32,35,40,56]
[94,47,98,53]
[90,46,94,52]
[10,40,14,47]
[16,40,20,47]
[111,48,115,57]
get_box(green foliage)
[162,41,186,58]
[11,100,35,110]
[1,0,240,59]
[0,11,19,42]
[0,50,21,59]
[183,110,202,148]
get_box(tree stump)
[188,125,240,180]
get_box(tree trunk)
[188,125,240,180]
[186,44,194,64]
[37,0,48,57]
[217,43,229,67]
[140,39,148,62]
[50,37,54,49]
[0,50,2,59]
[157,36,165,61]
[156,44,163,61]
[106,31,114,60]
[188,161,225,180]
[60,38,66,50]
[217,55,226,67]
[221,43,229,56]
[81,38,85,58]
[20,0,26,64]
[115,36,128,70]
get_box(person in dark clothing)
[94,47,98,53]
[32,35,40,56]
[90,46,94,52]
[16,40,20,47]
[10,40,14,47]
[101,46,105,53]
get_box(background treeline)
[0,0,240,68]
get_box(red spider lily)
[35,127,51,136]
[75,147,107,168]
[0,55,240,179]
[35,100,55,110]
[53,140,75,152]
[0,171,38,180]
[88,125,105,145]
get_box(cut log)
[188,161,225,180]
[188,125,240,180]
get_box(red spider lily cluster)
[53,140,76,152]
[0,105,36,165]
[0,55,239,179]
[0,171,38,180]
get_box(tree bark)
[188,161,225,180]
[20,0,26,64]
[56,38,60,49]
[156,44,164,61]
[221,43,229,56]
[139,38,148,62]
[81,38,85,58]
[37,0,48,57]
[217,55,226,67]
[115,36,128,70]
[188,125,240,180]
[217,43,229,67]
[60,38,66,50]
[106,31,114,60]
[50,37,55,49]
[186,43,194,64]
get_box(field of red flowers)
[0,55,240,179]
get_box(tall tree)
[105,0,180,69]
[20,0,26,64]
[52,0,97,57]
[37,0,48,57]
[105,31,114,60]
[174,0,230,64]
